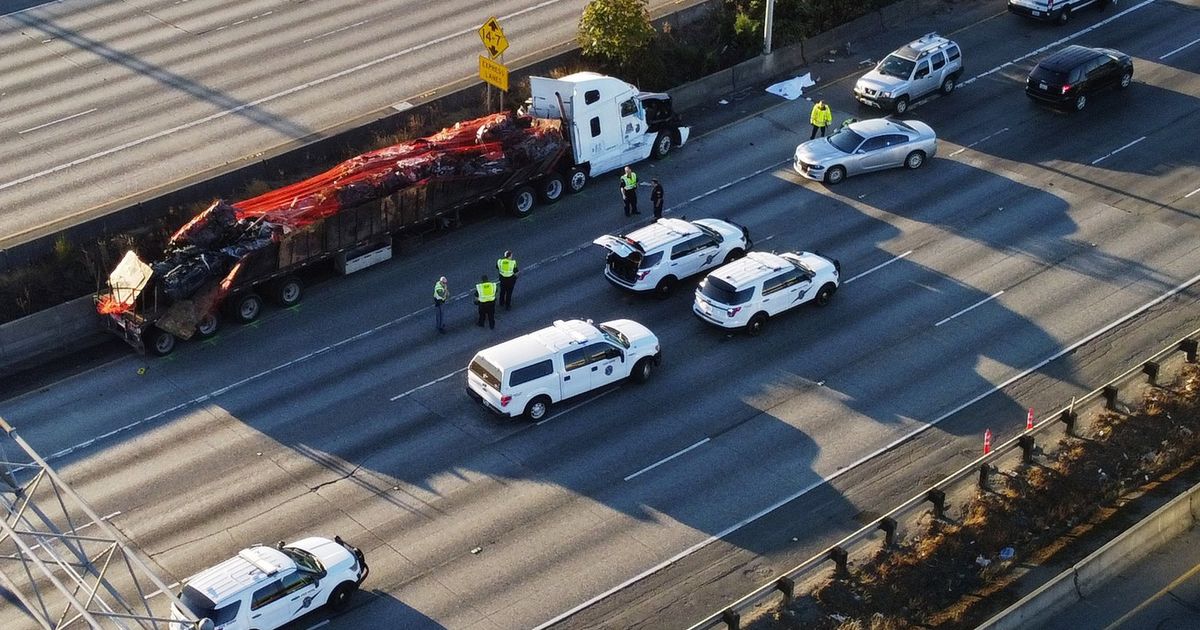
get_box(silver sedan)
[793,118,937,184]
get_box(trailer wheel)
[566,168,588,194]
[507,185,537,217]
[537,173,565,204]
[148,328,176,356]
[196,313,220,339]
[651,131,673,159]
[270,276,303,307]
[229,293,263,324]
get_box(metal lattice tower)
[0,417,208,630]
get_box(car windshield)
[827,128,864,153]
[787,257,816,277]
[469,356,502,389]
[281,546,324,573]
[597,323,630,348]
[693,223,723,243]
[179,586,240,625]
[698,277,754,306]
[876,54,915,79]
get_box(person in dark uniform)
[650,178,664,219]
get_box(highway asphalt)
[2,0,1200,629]
[0,0,688,250]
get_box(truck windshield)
[597,324,630,348]
[469,357,502,390]
[877,54,915,79]
[179,586,240,625]
[699,277,754,306]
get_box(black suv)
[1026,45,1133,111]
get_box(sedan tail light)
[500,395,512,407]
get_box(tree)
[577,0,656,68]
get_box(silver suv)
[854,33,963,114]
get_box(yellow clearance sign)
[479,55,509,91]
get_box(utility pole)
[763,0,775,56]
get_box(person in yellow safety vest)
[619,166,640,217]
[433,276,449,334]
[496,251,519,311]
[810,100,833,140]
[474,274,497,330]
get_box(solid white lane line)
[1090,136,1146,165]
[1185,186,1200,198]
[304,622,331,630]
[843,250,912,284]
[18,108,98,134]
[959,0,1156,87]
[623,438,710,482]
[389,368,467,401]
[534,266,1200,630]
[1160,36,1200,60]
[687,159,790,204]
[0,0,566,193]
[935,290,1004,327]
[142,580,181,601]
[536,388,619,426]
[948,127,1009,157]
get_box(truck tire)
[148,328,176,356]
[632,358,654,383]
[893,95,910,114]
[651,131,673,160]
[1055,6,1070,25]
[566,167,588,194]
[507,185,537,217]
[269,276,303,307]
[196,313,220,339]
[524,396,552,422]
[229,293,263,324]
[940,76,956,95]
[537,173,565,204]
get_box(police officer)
[650,178,664,219]
[433,276,449,334]
[474,274,497,330]
[619,166,640,216]
[810,100,832,139]
[496,250,519,310]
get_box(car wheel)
[524,396,551,422]
[814,283,837,307]
[538,173,565,203]
[746,312,768,337]
[824,166,847,185]
[893,96,909,114]
[651,132,673,160]
[148,328,176,356]
[904,150,926,170]
[229,293,263,324]
[507,185,537,217]
[566,167,588,194]
[655,276,677,299]
[723,249,745,264]
[1056,7,1070,25]
[940,76,956,95]
[1073,94,1087,111]
[632,358,654,384]
[326,582,357,612]
[1118,71,1132,89]
[270,276,303,307]
[196,313,220,339]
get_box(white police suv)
[170,536,367,630]
[593,218,751,297]
[467,319,660,421]
[693,251,840,335]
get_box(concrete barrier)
[0,296,105,379]
[977,479,1200,630]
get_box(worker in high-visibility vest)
[474,274,497,330]
[496,251,519,311]
[619,166,640,217]
[433,276,448,334]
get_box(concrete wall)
[977,479,1200,630]
[0,296,105,379]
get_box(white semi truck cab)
[528,72,690,191]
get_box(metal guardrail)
[687,328,1200,630]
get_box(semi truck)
[95,73,690,356]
